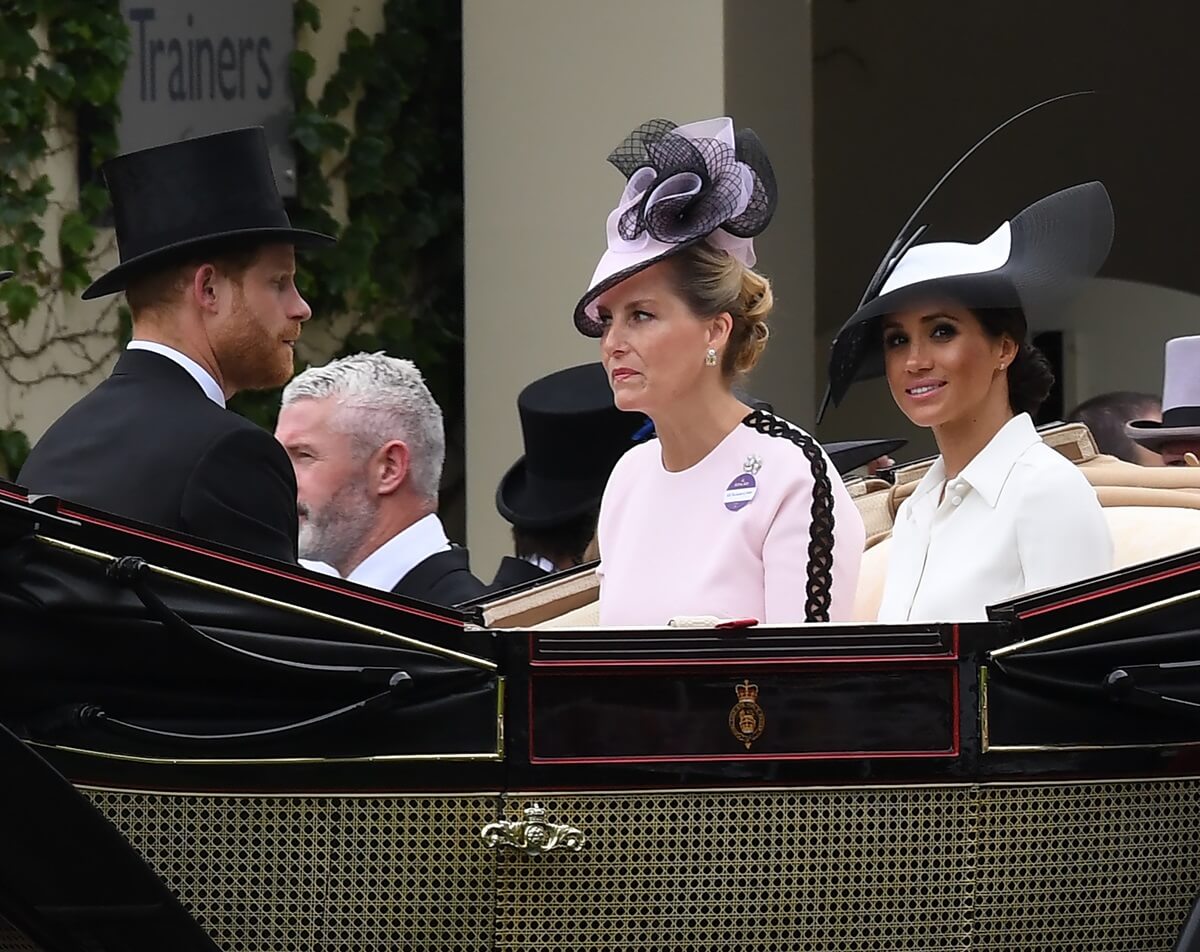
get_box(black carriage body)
[2,485,1199,951]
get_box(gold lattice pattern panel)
[0,915,43,952]
[973,780,1200,951]
[497,781,1200,952]
[82,790,498,952]
[497,788,974,952]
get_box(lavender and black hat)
[574,117,777,337]
[1126,336,1200,450]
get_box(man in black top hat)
[490,363,646,592]
[19,128,332,561]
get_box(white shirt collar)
[523,554,556,574]
[126,340,225,408]
[908,413,1041,510]
[345,513,452,592]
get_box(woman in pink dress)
[573,117,865,626]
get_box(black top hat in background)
[497,363,645,530]
[83,127,334,300]
[747,399,905,476]
[823,438,908,475]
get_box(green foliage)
[0,1,127,296]
[0,426,30,480]
[0,0,128,474]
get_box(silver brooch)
[743,454,762,475]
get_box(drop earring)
[705,347,718,367]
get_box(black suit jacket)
[390,546,487,607]
[488,556,550,593]
[19,349,298,562]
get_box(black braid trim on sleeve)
[740,410,836,622]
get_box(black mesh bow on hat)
[574,117,778,337]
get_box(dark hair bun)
[1008,342,1054,416]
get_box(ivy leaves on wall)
[0,0,129,478]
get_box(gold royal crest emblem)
[729,679,765,749]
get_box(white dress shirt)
[126,340,225,407]
[523,554,556,573]
[877,413,1113,622]
[345,513,452,592]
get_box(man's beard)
[298,479,379,574]
[218,291,295,393]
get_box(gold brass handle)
[480,803,585,855]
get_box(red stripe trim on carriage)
[3,487,462,626]
[526,665,960,763]
[529,653,956,667]
[1017,562,1200,619]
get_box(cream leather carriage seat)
[850,423,1200,621]
[496,423,1200,630]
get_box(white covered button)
[951,496,962,506]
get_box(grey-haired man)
[275,352,485,607]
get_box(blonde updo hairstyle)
[668,242,774,375]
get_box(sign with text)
[117,0,296,195]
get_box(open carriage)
[3,423,1200,952]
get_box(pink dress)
[597,412,865,626]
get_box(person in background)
[274,352,486,607]
[576,116,865,626]
[1126,336,1200,467]
[18,129,332,561]
[1068,391,1163,466]
[491,362,645,592]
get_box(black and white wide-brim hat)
[1126,335,1200,451]
[573,117,777,337]
[824,181,1114,412]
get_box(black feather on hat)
[820,93,1112,420]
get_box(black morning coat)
[18,349,298,562]
[488,555,550,594]
[391,547,488,607]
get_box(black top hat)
[823,182,1113,415]
[497,363,645,530]
[83,127,334,300]
[823,438,907,475]
[746,399,904,475]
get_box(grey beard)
[298,483,378,573]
